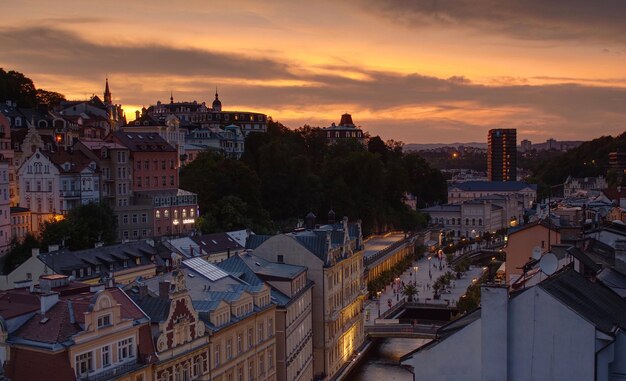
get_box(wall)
[505,224,560,284]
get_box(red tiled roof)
[0,291,40,319]
[5,347,75,381]
[48,149,96,174]
[13,300,80,343]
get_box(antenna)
[539,252,558,276]
[532,246,542,260]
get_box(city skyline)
[3,0,626,143]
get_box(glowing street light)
[413,265,419,284]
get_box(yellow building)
[3,275,156,381]
[249,216,366,380]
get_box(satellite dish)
[532,246,542,260]
[539,252,558,276]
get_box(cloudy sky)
[2,0,626,143]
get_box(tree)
[0,68,66,107]
[402,284,418,302]
[1,234,41,274]
[40,202,117,251]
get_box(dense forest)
[181,120,447,235]
[527,132,626,197]
[0,68,66,107]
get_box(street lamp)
[413,265,418,284]
[376,291,381,317]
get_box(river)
[350,338,430,381]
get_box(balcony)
[77,361,144,381]
[60,189,81,198]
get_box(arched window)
[465,218,469,226]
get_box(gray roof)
[597,267,626,299]
[449,181,537,192]
[38,241,165,280]
[540,268,626,334]
[193,232,244,255]
[246,235,272,250]
[420,204,461,213]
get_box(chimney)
[40,292,60,314]
[135,110,140,120]
[159,281,171,298]
[328,209,336,224]
[305,212,316,230]
[31,248,40,258]
[48,244,59,253]
[139,284,149,297]
[615,240,626,274]
[481,285,508,381]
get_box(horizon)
[3,1,626,144]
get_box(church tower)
[104,77,112,105]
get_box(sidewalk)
[364,251,484,325]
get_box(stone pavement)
[364,252,484,325]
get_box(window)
[214,344,220,367]
[248,328,253,349]
[268,348,273,369]
[75,352,93,376]
[161,160,166,170]
[141,213,148,223]
[118,337,134,361]
[97,314,111,328]
[162,176,166,186]
[170,175,175,186]
[132,214,138,224]
[164,210,169,218]
[237,333,242,353]
[226,339,232,359]
[258,322,264,342]
[259,354,264,374]
[102,345,111,367]
[277,255,283,263]
[156,210,161,219]
[248,361,254,381]
[268,318,273,336]
[123,215,128,224]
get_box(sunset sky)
[2,0,626,143]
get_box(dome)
[212,91,222,111]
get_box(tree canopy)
[184,119,446,235]
[0,68,66,107]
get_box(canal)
[350,338,430,381]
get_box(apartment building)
[248,216,366,380]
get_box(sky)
[2,0,626,144]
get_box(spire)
[104,76,112,105]
[212,86,222,111]
[170,91,174,104]
[215,87,218,99]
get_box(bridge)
[450,246,503,266]
[364,301,456,338]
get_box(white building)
[448,181,537,209]
[18,149,99,233]
[402,268,626,381]
[0,161,10,255]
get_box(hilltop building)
[322,114,365,144]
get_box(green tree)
[402,283,418,302]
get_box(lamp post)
[376,291,381,317]
[413,265,419,284]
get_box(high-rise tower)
[488,129,517,181]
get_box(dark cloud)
[0,26,294,80]
[2,25,626,142]
[357,0,626,43]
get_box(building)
[422,194,523,240]
[192,232,246,263]
[0,160,9,255]
[9,206,30,242]
[322,114,365,145]
[218,251,314,381]
[487,128,516,182]
[447,180,537,209]
[402,268,626,381]
[2,275,156,381]
[563,175,607,197]
[145,91,267,135]
[504,222,561,284]
[520,139,532,152]
[38,240,166,285]
[129,257,278,381]
[248,216,366,380]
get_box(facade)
[322,114,365,144]
[48,149,100,211]
[0,161,9,255]
[218,252,314,381]
[130,257,278,381]
[9,206,30,242]
[423,194,524,240]
[520,139,532,152]
[504,222,561,285]
[2,275,156,381]
[248,217,366,380]
[402,269,626,381]
[563,175,607,197]
[487,128,517,182]
[447,180,537,209]
[145,91,267,135]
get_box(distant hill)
[405,142,487,151]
